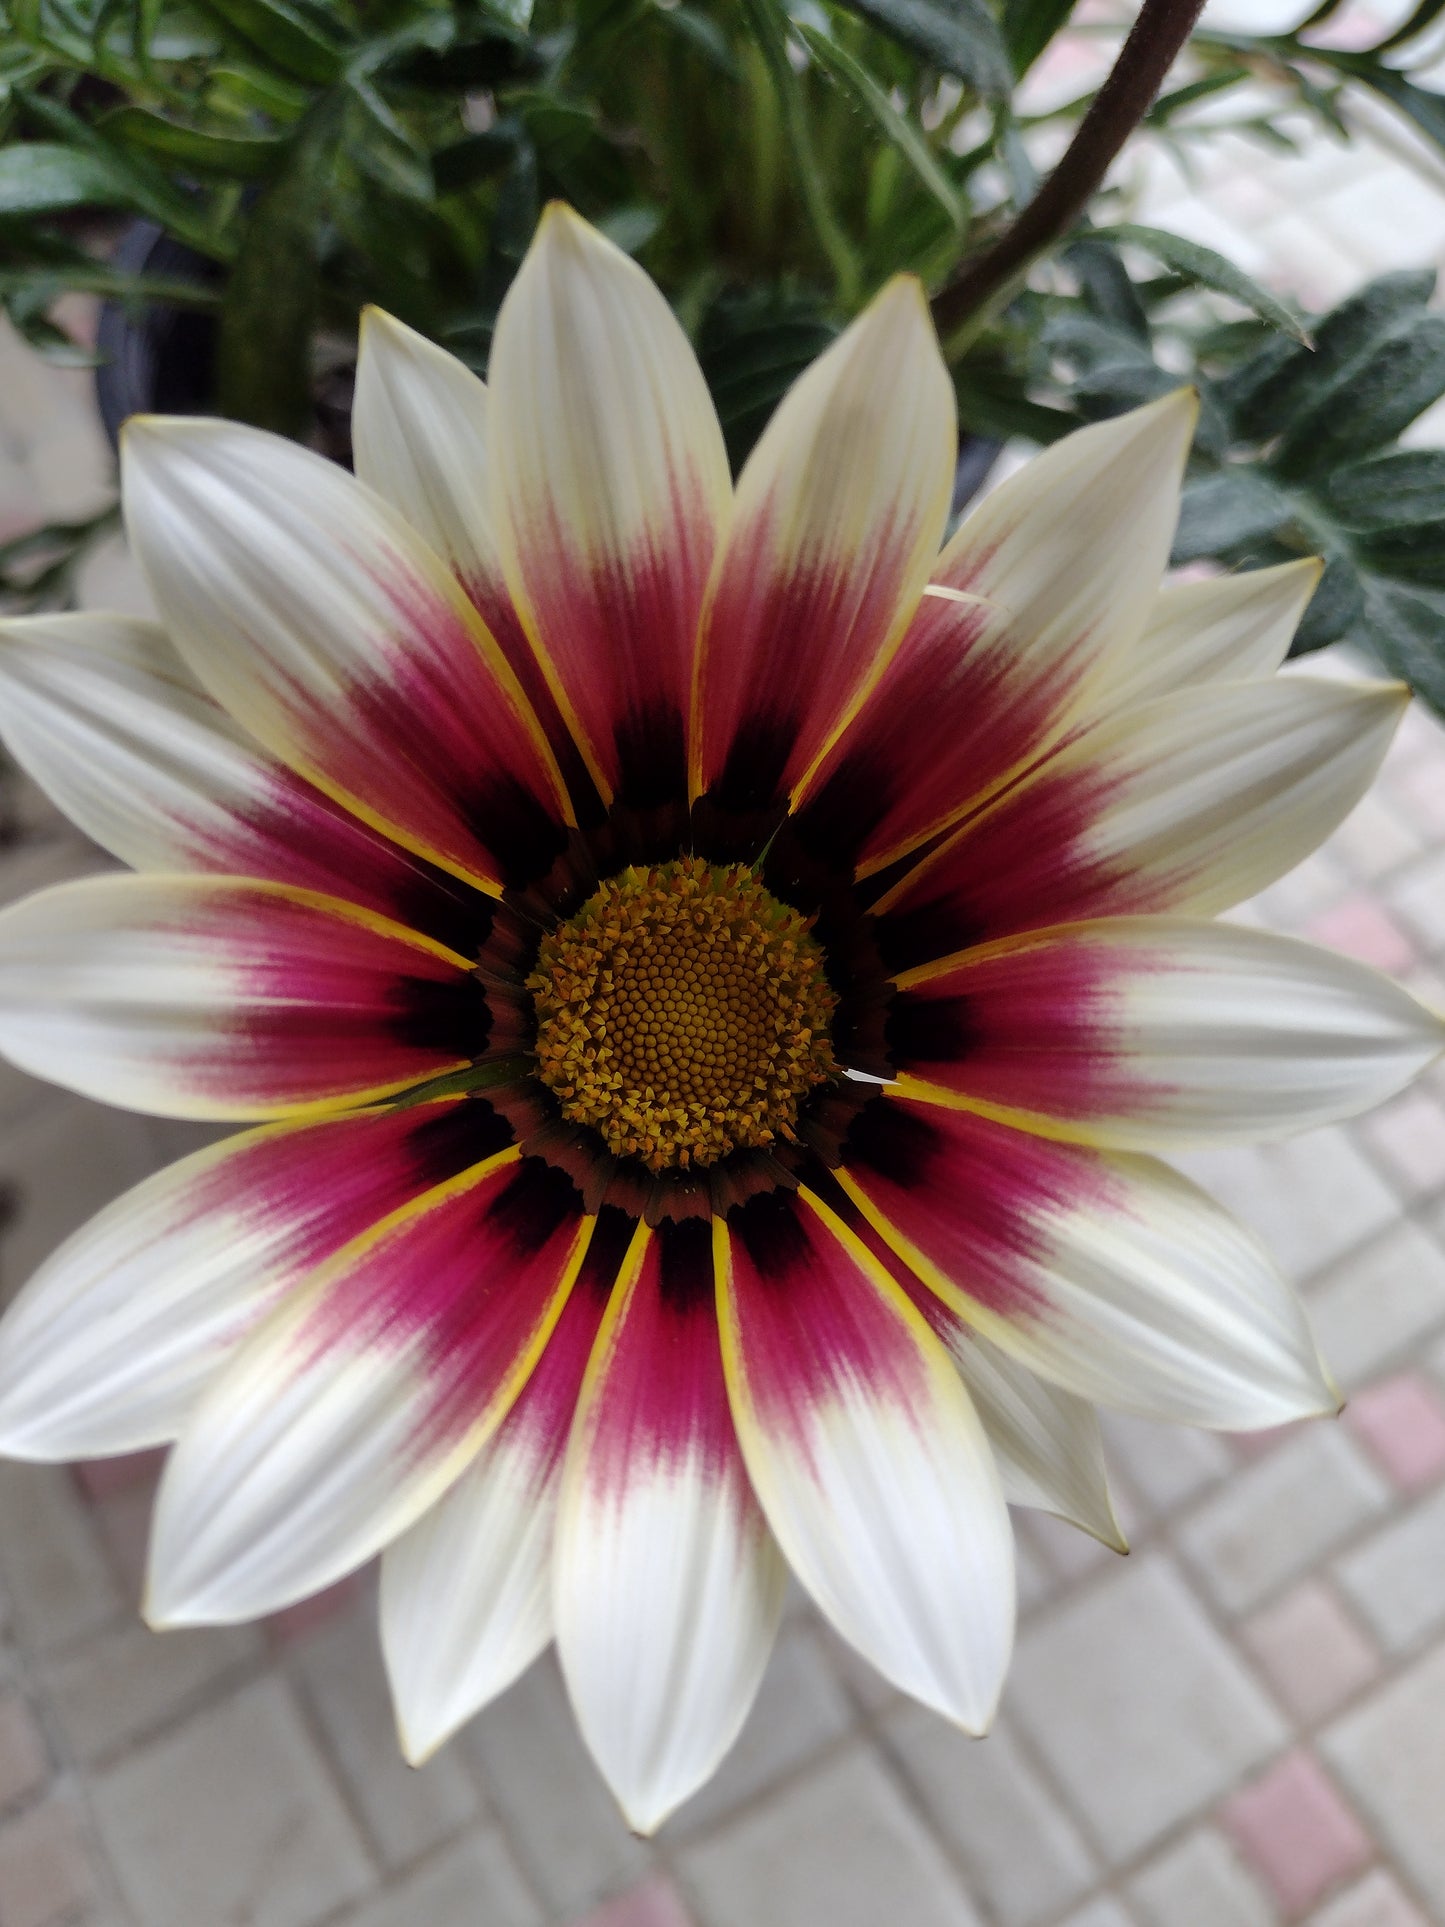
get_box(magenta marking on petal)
[838,1098,1121,1320]
[294,1156,585,1456]
[888,936,1161,1123]
[699,502,917,808]
[513,474,718,801]
[797,587,1100,873]
[876,751,1157,969]
[584,1217,740,1500]
[725,1192,932,1446]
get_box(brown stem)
[931,0,1209,343]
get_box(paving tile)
[1387,849,1445,953]
[0,1094,166,1305]
[0,1797,99,1927]
[1344,1371,1445,1491]
[0,1695,46,1815]
[1360,1088,1445,1200]
[1007,1554,1284,1861]
[1239,1582,1380,1725]
[1335,1483,1445,1655]
[1323,1642,1445,1915]
[575,1874,695,1927]
[1308,1224,1445,1387]
[1176,1134,1397,1283]
[881,1705,1095,1926]
[288,1594,479,1869]
[1056,1902,1136,1927]
[343,1831,541,1927]
[1176,1425,1390,1615]
[677,1745,983,1927]
[1128,1827,1276,1927]
[1097,1413,1231,1520]
[43,1618,261,1765]
[1222,1750,1372,1917]
[1309,1869,1430,1926]
[458,1656,651,1918]
[664,1621,853,1837]
[0,1463,122,1657]
[91,1676,371,1927]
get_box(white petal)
[1101,558,1321,711]
[0,1104,489,1459]
[945,1323,1124,1549]
[0,874,476,1120]
[146,1153,589,1625]
[122,416,568,890]
[381,1256,616,1763]
[878,673,1409,950]
[894,916,1445,1148]
[838,1097,1336,1429]
[0,612,477,939]
[554,1222,785,1834]
[694,276,956,808]
[488,204,731,801]
[719,1193,1014,1730]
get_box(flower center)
[528,856,840,1173]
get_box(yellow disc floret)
[528,857,840,1173]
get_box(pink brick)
[1305,896,1416,975]
[1221,1750,1372,1915]
[0,1799,97,1927]
[1345,1372,1445,1492]
[0,1695,47,1812]
[573,1875,694,1927]
[71,1448,167,1502]
[263,1571,366,1645]
[1240,1581,1379,1724]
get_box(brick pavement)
[5,24,1445,1923]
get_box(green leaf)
[0,264,220,307]
[1318,449,1445,535]
[1000,0,1077,76]
[205,64,312,120]
[102,106,288,180]
[1171,469,1294,562]
[216,118,331,436]
[1359,579,1445,713]
[794,22,966,233]
[1291,550,1365,653]
[830,0,1012,97]
[0,142,142,216]
[1273,312,1445,479]
[1311,49,1445,153]
[433,127,519,194]
[1093,223,1311,345]
[345,80,433,201]
[1218,270,1435,444]
[189,0,343,84]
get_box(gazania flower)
[0,203,1437,1832]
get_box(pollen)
[528,857,840,1173]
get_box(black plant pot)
[94,221,221,452]
[94,217,1003,509]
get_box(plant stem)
[931,0,1209,352]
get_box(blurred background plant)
[4,0,1445,707]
